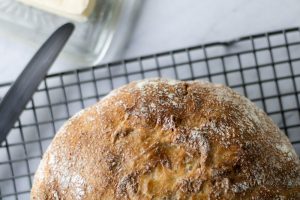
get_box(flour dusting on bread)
[31,78,300,199]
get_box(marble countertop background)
[0,1,300,198]
[0,0,299,83]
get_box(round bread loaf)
[31,78,300,199]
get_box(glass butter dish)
[0,0,140,66]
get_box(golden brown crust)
[31,78,300,199]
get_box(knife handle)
[0,23,74,144]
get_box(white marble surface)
[1,1,300,197]
[124,0,300,58]
[0,0,300,83]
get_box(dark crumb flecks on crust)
[116,172,139,199]
[105,152,121,172]
[112,125,134,143]
[178,178,203,193]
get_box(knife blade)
[0,23,74,144]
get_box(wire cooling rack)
[0,27,300,199]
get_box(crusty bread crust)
[31,78,300,199]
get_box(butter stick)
[18,0,96,22]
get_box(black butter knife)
[0,23,74,144]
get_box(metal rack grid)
[1,27,300,199]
